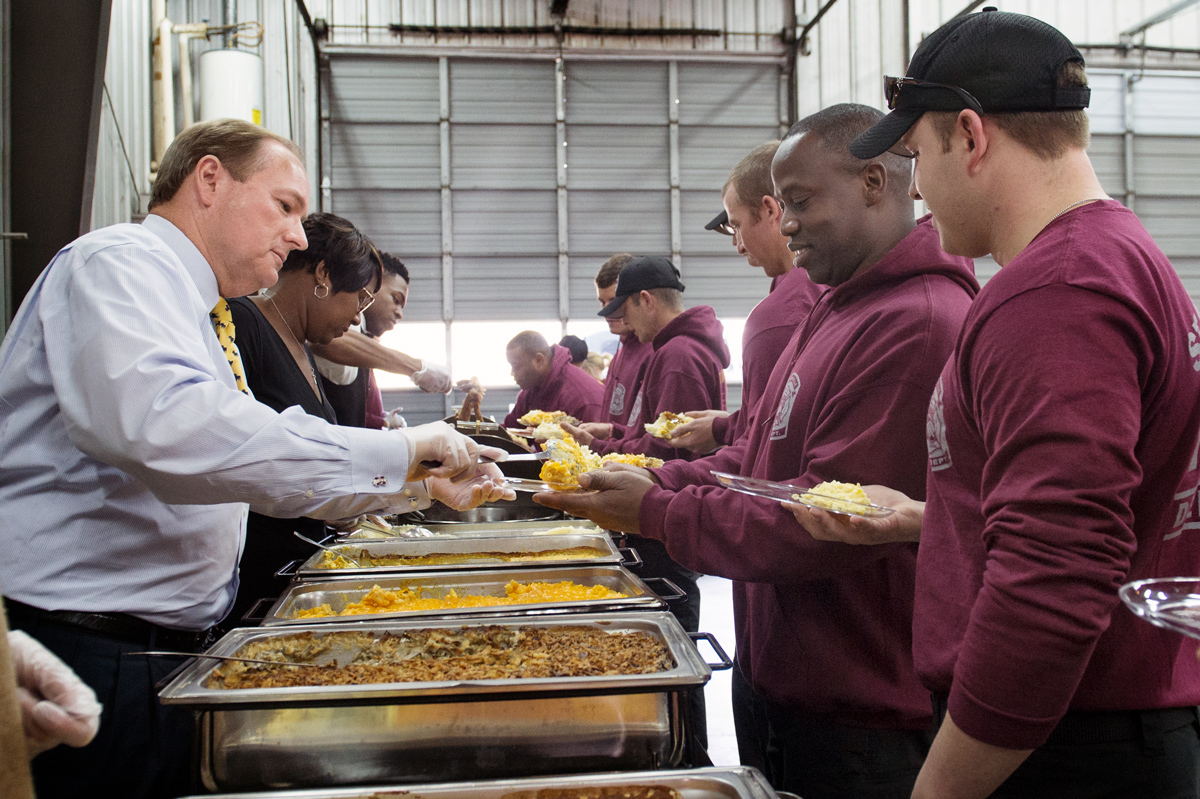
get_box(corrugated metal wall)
[85,0,1200,425]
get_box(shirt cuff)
[638,485,674,542]
[340,426,413,496]
[947,678,1062,750]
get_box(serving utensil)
[125,651,318,668]
[293,532,366,567]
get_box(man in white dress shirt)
[0,118,510,798]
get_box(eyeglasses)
[357,285,376,313]
[713,221,735,237]
[884,76,984,115]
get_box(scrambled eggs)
[793,481,873,514]
[294,580,628,619]
[644,412,688,439]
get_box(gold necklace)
[1049,197,1105,225]
[266,294,321,391]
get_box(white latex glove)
[384,408,407,429]
[400,421,480,482]
[428,462,516,510]
[9,630,102,758]
[411,361,453,394]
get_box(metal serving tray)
[259,565,672,626]
[159,613,712,791]
[182,766,781,799]
[290,533,622,580]
[342,520,606,541]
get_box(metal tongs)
[124,651,319,668]
[293,531,366,568]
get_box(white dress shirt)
[0,215,427,629]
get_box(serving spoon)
[293,531,366,568]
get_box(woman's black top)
[225,297,337,627]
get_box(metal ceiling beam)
[1120,0,1200,46]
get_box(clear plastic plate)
[503,476,596,495]
[711,471,895,519]
[1120,577,1200,640]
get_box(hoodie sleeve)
[503,390,531,429]
[590,366,718,461]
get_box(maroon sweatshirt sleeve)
[710,410,736,447]
[947,286,1147,749]
[502,389,531,429]
[639,370,936,583]
[591,368,717,461]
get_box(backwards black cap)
[850,8,1090,159]
[597,255,685,317]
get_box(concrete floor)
[697,574,740,767]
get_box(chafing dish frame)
[183,765,780,799]
[259,565,676,626]
[160,612,713,791]
[286,533,624,580]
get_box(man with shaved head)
[537,103,978,799]
[503,330,604,428]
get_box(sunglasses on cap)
[884,76,984,115]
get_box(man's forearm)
[309,329,422,375]
[912,712,1033,799]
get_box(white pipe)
[152,8,175,172]
[173,25,208,130]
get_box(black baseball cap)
[850,8,1091,159]
[706,210,734,236]
[597,255,685,317]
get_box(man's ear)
[762,195,783,224]
[194,155,223,208]
[958,109,990,176]
[861,162,888,207]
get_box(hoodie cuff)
[710,414,732,446]
[638,485,675,542]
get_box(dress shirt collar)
[141,214,220,309]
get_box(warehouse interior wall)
[51,0,1200,426]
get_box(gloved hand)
[9,630,101,758]
[428,462,516,510]
[384,408,407,429]
[411,361,453,394]
[400,422,481,482]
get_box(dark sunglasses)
[884,76,984,115]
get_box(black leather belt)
[3,597,208,652]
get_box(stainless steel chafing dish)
[182,766,781,799]
[159,612,720,791]
[285,533,624,581]
[341,519,605,541]
[259,565,681,626]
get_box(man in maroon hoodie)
[538,103,978,799]
[563,255,731,463]
[794,11,1200,799]
[501,331,604,428]
[594,253,653,429]
[670,140,822,455]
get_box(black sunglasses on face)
[884,76,984,115]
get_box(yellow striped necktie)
[209,298,250,394]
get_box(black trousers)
[934,695,1200,799]
[7,614,196,799]
[738,673,935,799]
[625,533,707,750]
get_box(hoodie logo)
[610,383,626,416]
[628,389,644,427]
[770,373,801,441]
[927,377,952,472]
[1188,313,1200,372]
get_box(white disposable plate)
[711,471,895,519]
[1120,578,1200,641]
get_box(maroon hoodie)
[503,345,604,428]
[641,219,978,728]
[712,266,822,446]
[602,335,653,427]
[590,305,731,462]
[916,200,1200,750]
